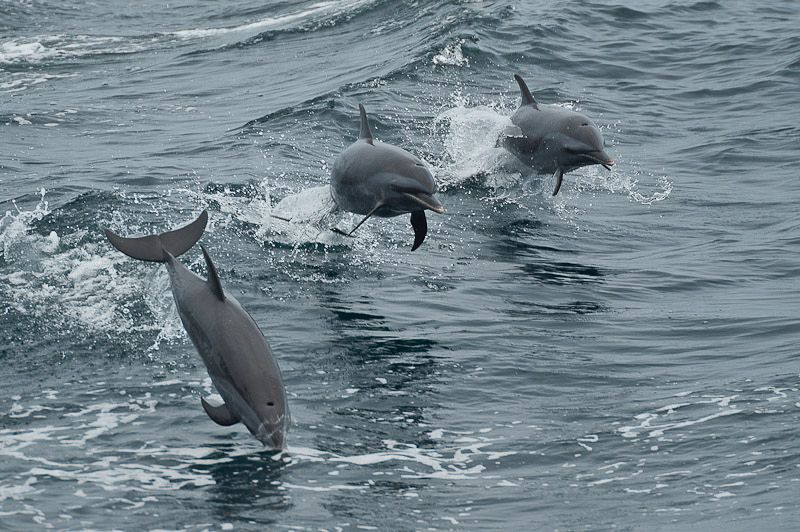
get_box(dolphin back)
[105,210,208,262]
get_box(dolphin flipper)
[410,210,427,251]
[201,396,240,426]
[105,210,208,262]
[552,168,565,196]
[331,204,382,237]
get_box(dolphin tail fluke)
[104,210,208,262]
[410,210,427,251]
[513,74,538,109]
[201,397,240,426]
[552,169,564,196]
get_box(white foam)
[28,462,215,492]
[619,395,743,439]
[284,436,514,483]
[0,41,48,63]
[61,398,157,447]
[0,477,40,503]
[280,482,366,492]
[0,35,141,64]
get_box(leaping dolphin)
[330,104,444,251]
[105,211,290,449]
[501,74,614,195]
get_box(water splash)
[433,98,519,189]
[267,185,342,245]
[0,188,52,262]
[0,189,180,340]
[432,39,469,67]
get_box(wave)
[0,35,147,65]
[171,0,377,39]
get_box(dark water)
[2,0,799,529]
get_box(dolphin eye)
[581,122,589,126]
[267,402,275,407]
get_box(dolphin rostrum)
[501,74,614,195]
[105,210,290,449]
[330,104,444,250]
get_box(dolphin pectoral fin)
[104,210,208,263]
[201,396,240,426]
[330,226,354,237]
[199,244,225,301]
[347,208,378,236]
[552,168,565,196]
[410,210,427,251]
[331,204,382,237]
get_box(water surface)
[2,0,799,530]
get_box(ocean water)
[2,0,799,530]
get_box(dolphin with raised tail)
[330,104,444,250]
[105,210,289,449]
[501,73,614,195]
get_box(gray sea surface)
[1,0,799,530]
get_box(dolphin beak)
[256,419,288,450]
[402,192,445,214]
[587,150,614,171]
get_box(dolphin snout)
[256,419,288,450]
[402,192,445,214]
[588,150,614,170]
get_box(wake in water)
[184,180,357,248]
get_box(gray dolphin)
[330,104,444,251]
[501,74,614,195]
[104,211,290,449]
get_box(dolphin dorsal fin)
[514,74,538,109]
[358,104,374,145]
[200,244,225,301]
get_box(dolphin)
[501,74,614,195]
[104,211,290,449]
[330,104,444,251]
